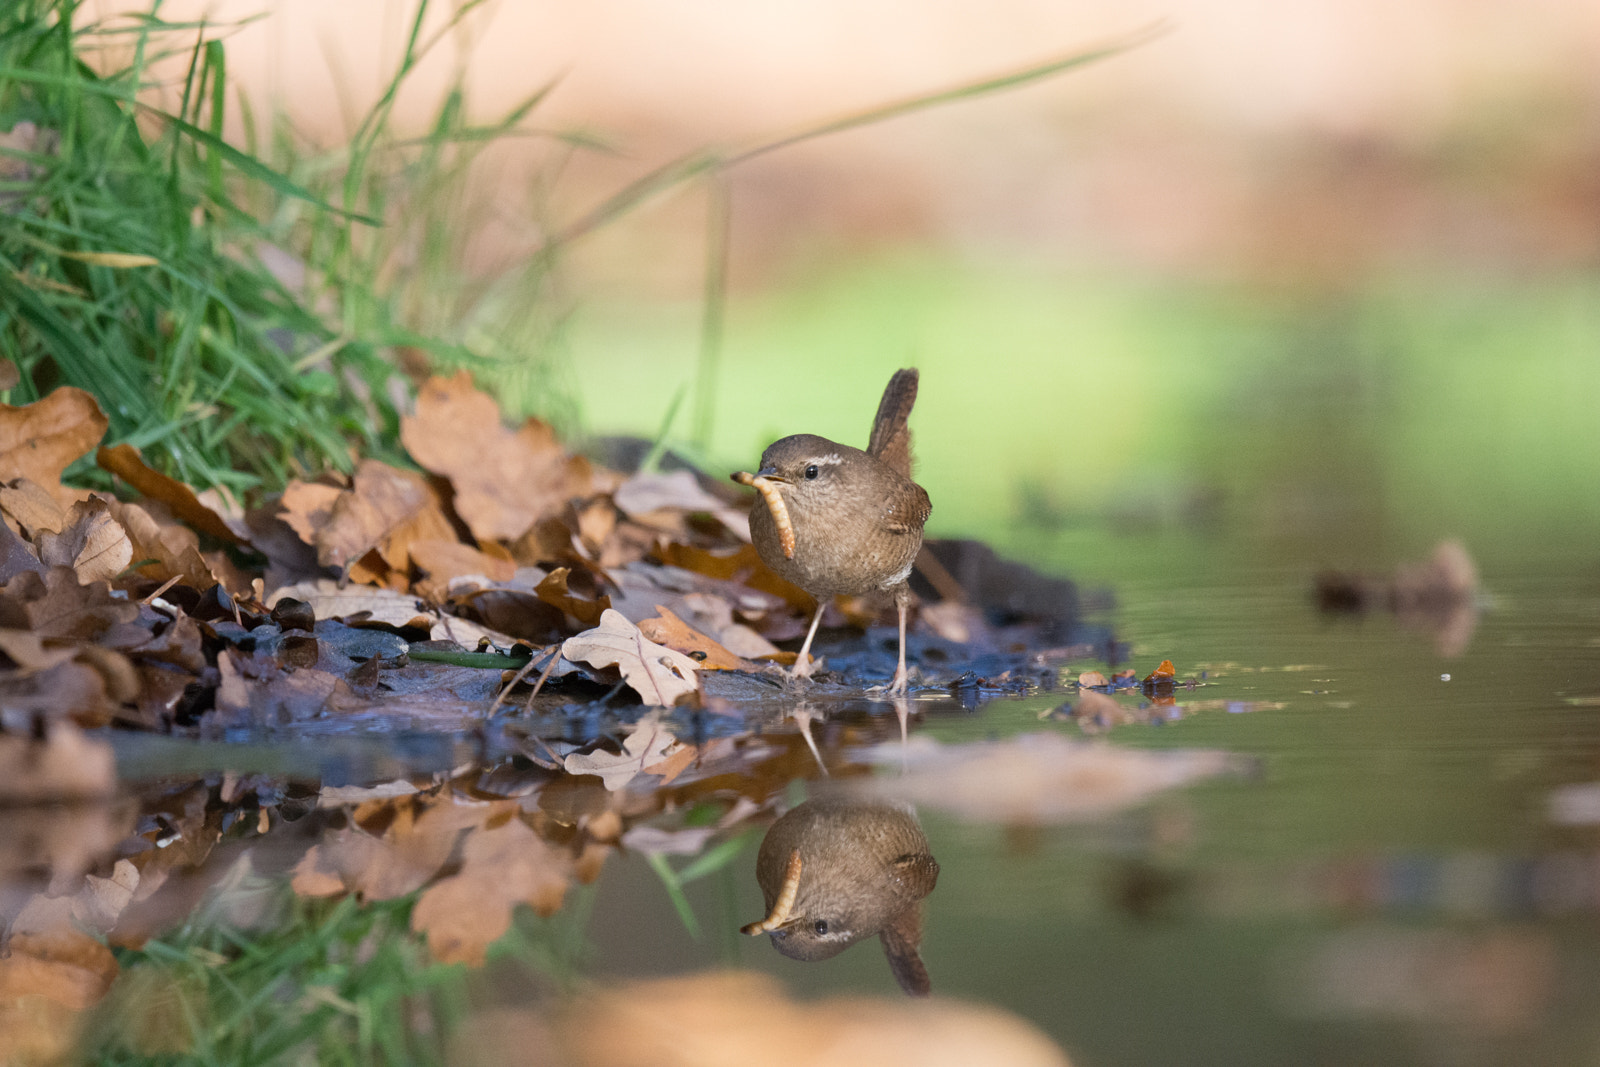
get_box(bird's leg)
[789,600,827,680]
[886,585,912,695]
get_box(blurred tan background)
[99,0,1600,291]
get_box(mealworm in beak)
[733,471,796,559]
[740,849,803,935]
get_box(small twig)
[524,645,565,709]
[139,574,182,605]
[487,643,559,716]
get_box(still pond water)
[579,531,1600,1067]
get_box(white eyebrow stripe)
[814,454,844,466]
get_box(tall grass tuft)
[0,0,568,495]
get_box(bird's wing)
[882,482,932,536]
[866,368,919,479]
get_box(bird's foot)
[785,653,821,684]
[869,666,912,696]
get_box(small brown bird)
[733,368,931,693]
[740,797,940,996]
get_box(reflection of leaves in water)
[413,817,577,965]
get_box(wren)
[733,368,931,693]
[740,796,940,996]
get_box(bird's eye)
[804,465,819,480]
[813,919,829,935]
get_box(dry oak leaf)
[0,387,107,506]
[95,444,245,545]
[278,479,343,547]
[561,608,699,706]
[36,497,132,585]
[637,605,754,670]
[320,460,441,572]
[0,509,46,583]
[536,565,611,627]
[107,500,219,592]
[0,477,65,537]
[653,540,812,612]
[613,469,751,540]
[0,656,112,727]
[563,714,685,791]
[410,538,517,602]
[0,566,139,641]
[401,371,592,542]
[412,815,574,966]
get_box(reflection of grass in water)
[570,257,1600,560]
[84,882,595,1065]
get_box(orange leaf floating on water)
[1144,659,1176,684]
[1077,670,1108,688]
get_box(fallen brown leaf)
[278,479,344,548]
[0,477,65,537]
[0,387,107,507]
[562,609,699,706]
[0,567,140,641]
[409,539,517,601]
[0,512,45,583]
[637,606,754,670]
[36,497,132,585]
[536,566,612,627]
[402,371,593,542]
[446,586,566,645]
[96,444,245,545]
[324,461,447,574]
[654,541,812,612]
[105,500,220,591]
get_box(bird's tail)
[866,368,919,478]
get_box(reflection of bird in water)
[741,796,940,996]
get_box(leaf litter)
[0,376,1257,1049]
